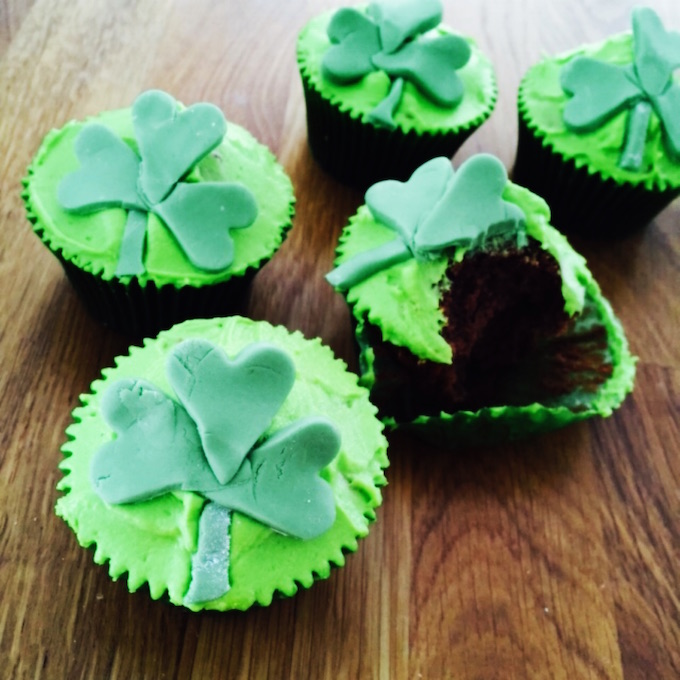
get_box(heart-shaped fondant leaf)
[205,417,340,540]
[653,84,680,159]
[365,156,451,248]
[369,0,442,54]
[90,378,217,504]
[560,59,642,132]
[154,181,258,271]
[372,34,471,107]
[166,339,296,485]
[57,124,146,213]
[415,154,525,252]
[133,90,227,205]
[633,6,680,96]
[323,8,382,83]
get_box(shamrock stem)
[326,238,412,291]
[619,100,652,171]
[184,502,232,605]
[367,78,405,130]
[115,209,147,277]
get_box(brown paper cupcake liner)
[513,109,680,237]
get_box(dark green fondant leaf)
[205,417,341,540]
[133,90,227,205]
[372,33,471,107]
[57,124,145,213]
[154,181,257,272]
[369,0,442,54]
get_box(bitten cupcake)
[23,90,295,336]
[514,7,680,237]
[327,154,636,446]
[297,0,497,189]
[55,316,388,611]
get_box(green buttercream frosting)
[56,317,388,611]
[24,98,294,287]
[332,156,588,364]
[520,25,680,190]
[297,6,497,135]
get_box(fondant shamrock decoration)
[560,7,680,170]
[90,339,341,603]
[58,90,258,276]
[322,0,471,128]
[326,154,526,291]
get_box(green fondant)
[56,317,388,611]
[632,7,680,95]
[366,77,404,129]
[327,155,526,291]
[25,105,293,286]
[91,378,215,504]
[207,417,340,540]
[620,100,653,170]
[133,90,226,205]
[323,8,381,83]
[57,124,145,212]
[154,182,257,272]
[166,339,295,485]
[184,502,232,604]
[116,210,147,277]
[370,0,442,54]
[298,9,496,135]
[371,33,470,107]
[319,1,474,124]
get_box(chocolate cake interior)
[364,238,613,421]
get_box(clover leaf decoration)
[560,7,680,171]
[322,0,471,128]
[90,339,340,604]
[58,90,258,277]
[326,154,526,291]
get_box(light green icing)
[333,167,589,365]
[24,105,294,286]
[559,8,680,170]
[520,30,680,190]
[297,8,496,135]
[56,316,389,611]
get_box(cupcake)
[23,90,295,336]
[326,154,636,446]
[514,7,680,237]
[297,0,497,189]
[55,316,388,611]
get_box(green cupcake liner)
[513,88,680,237]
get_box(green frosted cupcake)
[327,154,636,446]
[514,7,680,236]
[23,90,295,336]
[55,316,388,611]
[297,0,497,189]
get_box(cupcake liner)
[300,74,477,190]
[55,316,389,611]
[58,255,254,338]
[514,84,680,237]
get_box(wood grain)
[1,1,679,678]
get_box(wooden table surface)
[1,1,679,678]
